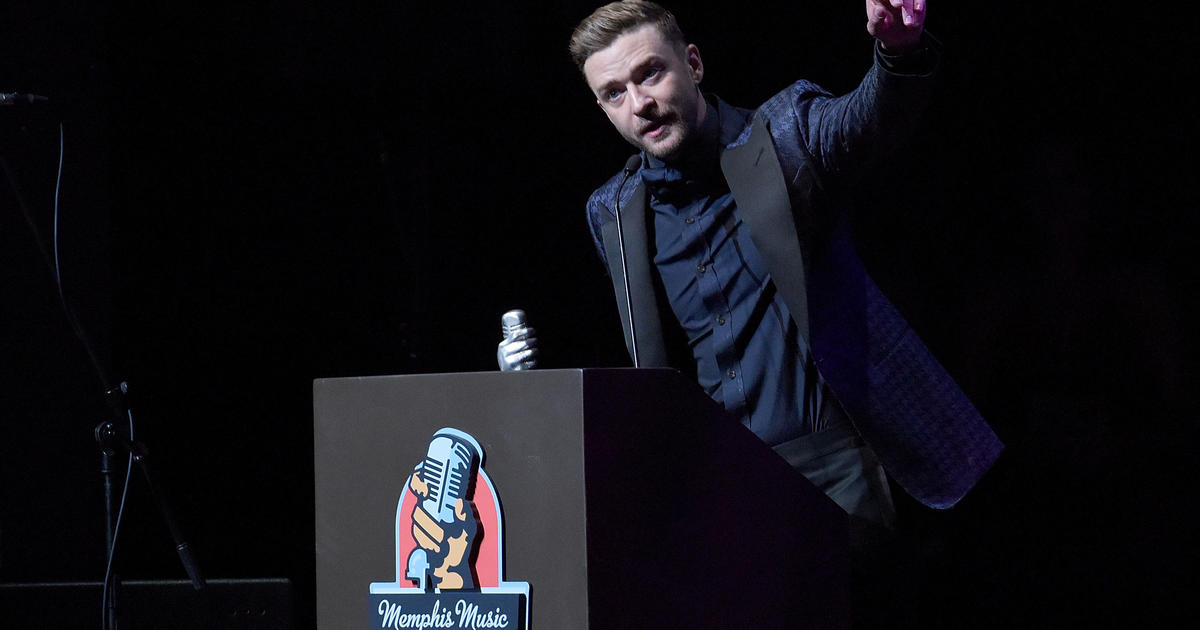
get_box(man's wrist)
[875,31,940,75]
[878,37,920,55]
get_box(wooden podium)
[313,368,849,629]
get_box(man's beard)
[637,120,691,163]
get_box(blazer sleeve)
[762,32,942,184]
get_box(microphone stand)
[6,107,204,630]
[95,381,206,630]
[615,154,643,368]
[96,416,119,630]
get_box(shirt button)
[685,216,695,224]
[696,264,706,274]
[717,315,726,325]
[727,369,737,380]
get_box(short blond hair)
[568,1,686,71]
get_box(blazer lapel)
[600,182,670,367]
[720,113,811,345]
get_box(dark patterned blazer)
[584,45,1003,509]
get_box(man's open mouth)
[641,118,670,137]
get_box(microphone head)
[501,309,527,337]
[0,92,50,105]
[622,154,642,176]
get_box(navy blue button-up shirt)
[641,106,830,446]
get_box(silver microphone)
[497,309,537,371]
[501,309,527,339]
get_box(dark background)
[2,1,1193,627]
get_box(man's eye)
[605,88,623,101]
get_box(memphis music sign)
[369,428,530,629]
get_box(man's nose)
[629,86,655,115]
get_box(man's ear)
[686,43,704,84]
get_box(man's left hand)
[866,0,926,53]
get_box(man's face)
[582,24,706,163]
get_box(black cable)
[50,122,112,389]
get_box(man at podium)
[503,0,1002,562]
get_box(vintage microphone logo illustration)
[369,426,529,627]
[405,428,481,591]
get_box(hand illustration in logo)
[404,431,480,591]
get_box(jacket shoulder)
[756,81,835,123]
